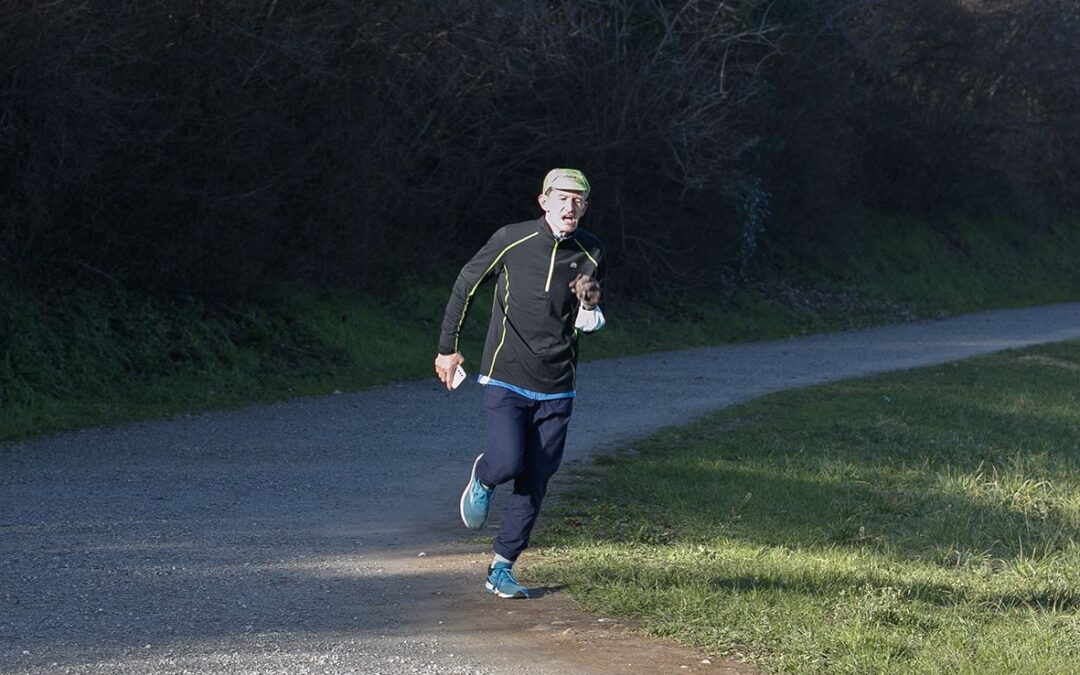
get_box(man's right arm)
[436,227,507,363]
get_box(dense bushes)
[769,0,1080,226]
[1,0,1076,301]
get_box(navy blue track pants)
[474,385,573,562]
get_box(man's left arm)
[572,248,606,333]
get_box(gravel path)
[3,303,1079,674]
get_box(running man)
[434,168,606,598]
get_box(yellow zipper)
[544,239,559,292]
[487,269,511,377]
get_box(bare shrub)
[2,0,1075,302]
[1,0,780,298]
[769,0,1080,226]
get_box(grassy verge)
[769,212,1080,310]
[0,284,481,441]
[528,340,1080,674]
[3,213,1080,442]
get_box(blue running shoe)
[460,454,493,529]
[485,564,529,599]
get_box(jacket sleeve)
[575,241,607,333]
[437,227,507,355]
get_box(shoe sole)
[459,453,485,529]
[485,581,528,599]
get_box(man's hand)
[434,352,465,391]
[569,274,601,310]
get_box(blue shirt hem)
[477,375,576,400]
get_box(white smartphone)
[451,365,467,389]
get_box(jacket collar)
[536,216,576,241]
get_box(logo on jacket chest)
[570,262,578,269]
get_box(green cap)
[542,168,590,197]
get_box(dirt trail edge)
[3,303,1079,674]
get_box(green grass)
[0,283,488,441]
[528,340,1080,674]
[3,213,1080,442]
[0,280,876,441]
[775,213,1080,314]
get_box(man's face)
[539,188,588,237]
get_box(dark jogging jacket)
[438,217,606,395]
